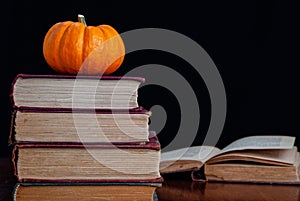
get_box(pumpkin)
[43,14,125,75]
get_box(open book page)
[160,146,221,172]
[160,146,221,163]
[220,135,296,154]
[207,146,299,165]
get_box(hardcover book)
[160,135,300,184]
[10,74,145,110]
[8,73,163,201]
[13,182,160,201]
[12,132,163,183]
[9,106,152,144]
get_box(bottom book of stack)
[13,182,160,201]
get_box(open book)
[160,135,300,184]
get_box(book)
[12,132,163,183]
[9,106,151,144]
[156,179,300,201]
[10,74,145,110]
[159,135,300,184]
[13,182,160,201]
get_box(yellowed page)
[207,146,298,165]
[160,146,220,163]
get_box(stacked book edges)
[9,106,152,144]
[13,182,160,201]
[11,131,163,183]
[9,74,162,201]
[10,74,145,110]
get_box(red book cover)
[10,73,145,110]
[9,106,152,145]
[11,131,163,184]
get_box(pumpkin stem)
[78,14,87,26]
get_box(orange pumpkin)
[43,15,125,75]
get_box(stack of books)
[9,74,163,200]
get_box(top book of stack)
[10,74,145,110]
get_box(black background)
[1,0,300,157]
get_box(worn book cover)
[13,182,161,201]
[9,106,152,145]
[12,131,163,184]
[10,73,145,110]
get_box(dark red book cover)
[11,131,163,184]
[8,106,151,146]
[10,73,145,110]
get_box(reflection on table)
[156,173,300,201]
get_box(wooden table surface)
[156,176,300,201]
[1,157,300,201]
